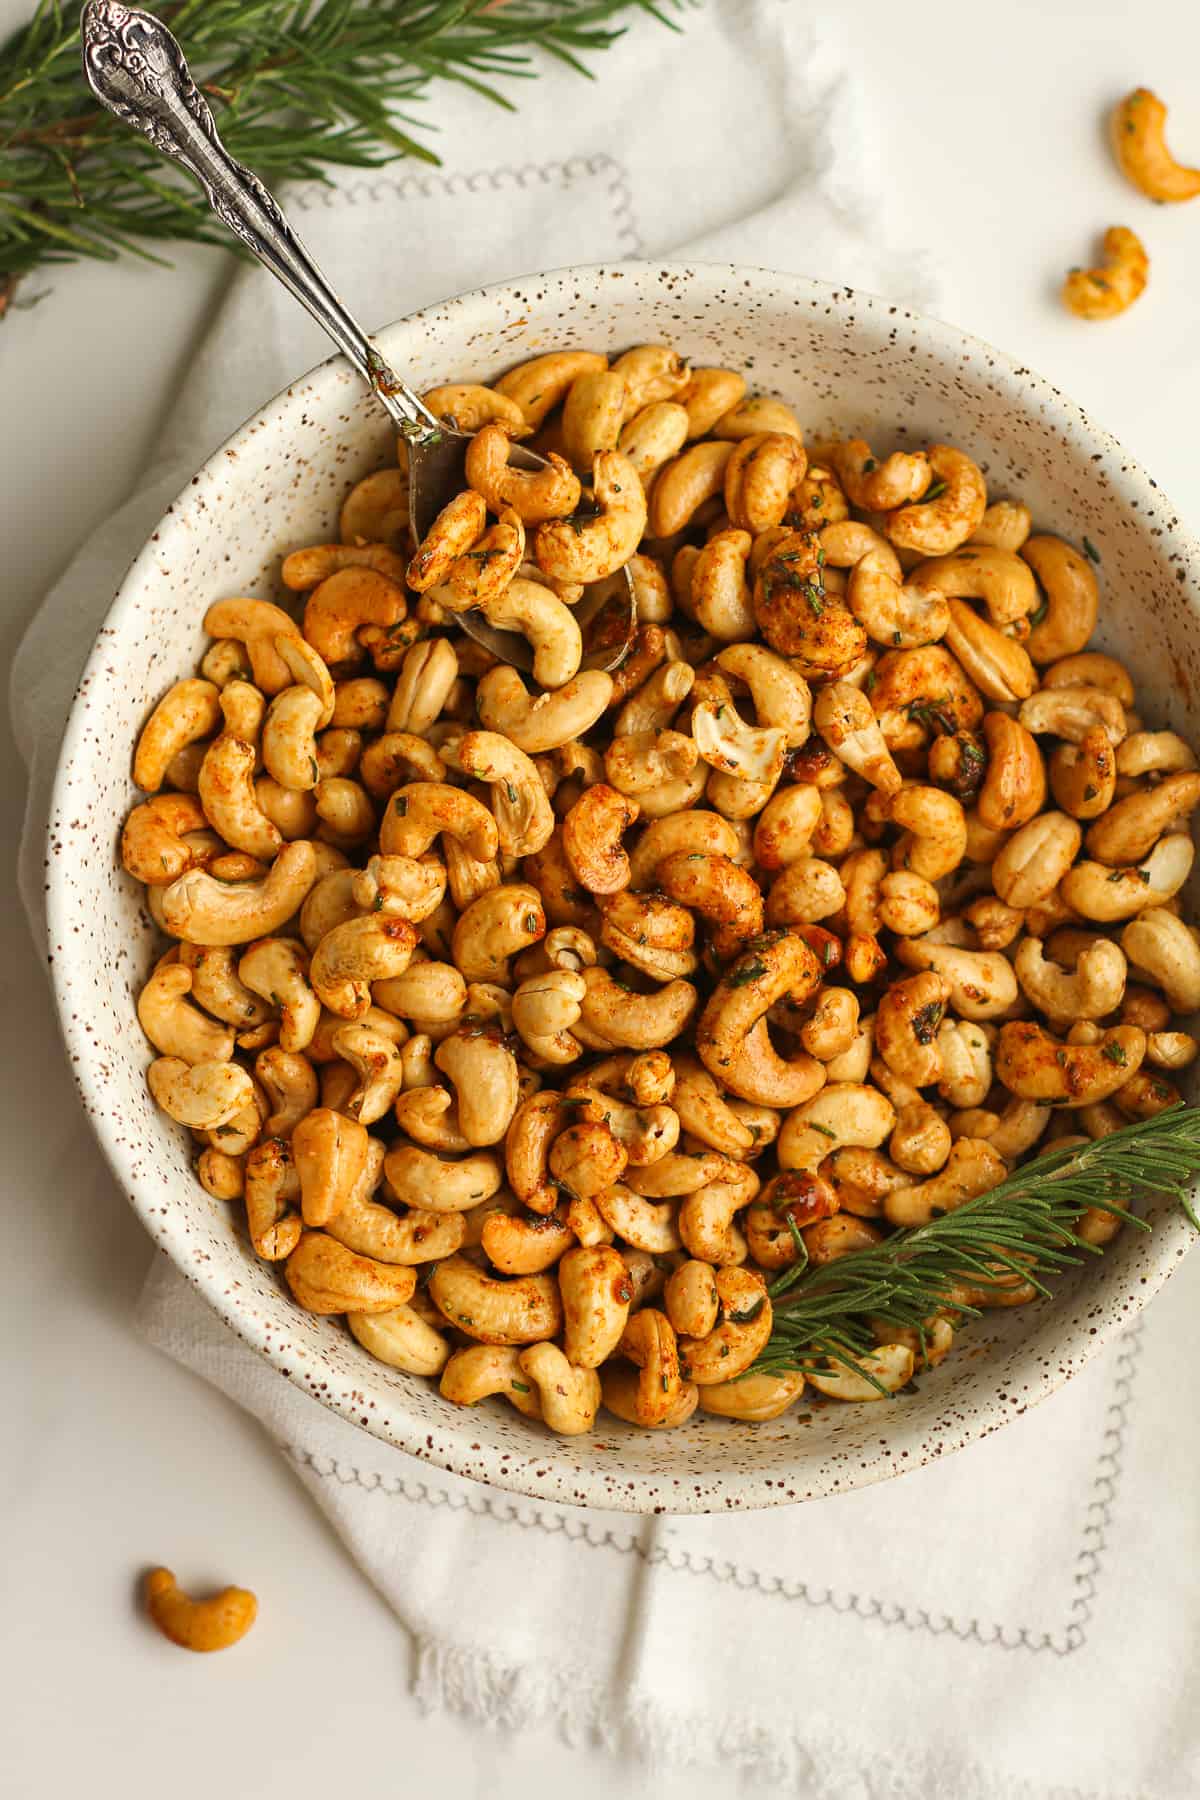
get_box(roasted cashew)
[887,784,968,880]
[348,1304,451,1376]
[1084,772,1200,866]
[133,679,222,793]
[303,567,407,669]
[686,528,755,641]
[122,794,211,886]
[680,367,748,438]
[147,1055,254,1131]
[1060,834,1194,922]
[452,884,544,986]
[558,1244,634,1367]
[647,440,735,537]
[429,1254,563,1345]
[432,1027,519,1146]
[698,1370,807,1421]
[1062,228,1149,320]
[617,1308,685,1425]
[896,938,1019,1021]
[533,450,646,582]
[977,711,1047,831]
[1122,909,1200,1012]
[778,1082,896,1174]
[832,439,930,512]
[382,1142,502,1212]
[695,930,824,1104]
[593,1183,681,1254]
[144,1568,257,1654]
[942,599,1037,703]
[753,534,867,675]
[1112,87,1200,202]
[310,914,417,1017]
[493,349,609,429]
[813,682,902,794]
[511,969,587,1063]
[882,1138,1007,1227]
[1022,536,1100,665]
[380,781,498,864]
[806,1344,915,1401]
[678,1163,759,1264]
[847,550,950,650]
[238,937,319,1052]
[476,665,613,754]
[290,1107,370,1227]
[285,1231,417,1315]
[723,432,806,533]
[446,508,526,613]
[596,888,697,982]
[996,1021,1146,1104]
[716,642,813,746]
[752,785,822,869]
[677,1267,771,1385]
[137,963,235,1065]
[970,500,1032,553]
[1118,731,1197,777]
[478,576,581,690]
[874,971,950,1086]
[884,446,987,556]
[578,966,698,1050]
[992,812,1082,909]
[517,1343,601,1435]
[339,468,410,551]
[561,784,639,895]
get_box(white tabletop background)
[4,2,1200,1794]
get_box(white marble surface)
[3,2,1200,1794]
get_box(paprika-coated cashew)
[1084,773,1200,866]
[122,794,211,885]
[832,439,930,512]
[723,432,806,533]
[243,1136,302,1259]
[518,1342,601,1435]
[715,641,813,746]
[562,784,639,894]
[137,964,235,1065]
[348,1304,451,1376]
[439,1343,544,1418]
[942,599,1037,703]
[1111,87,1200,202]
[677,1267,771,1385]
[806,1344,915,1401]
[970,500,1032,553]
[593,1183,681,1253]
[996,1021,1146,1104]
[678,1164,759,1264]
[429,1254,563,1344]
[134,679,222,792]
[533,450,647,582]
[696,929,823,1101]
[161,840,319,946]
[290,1106,370,1227]
[882,1138,1007,1227]
[493,349,609,429]
[382,1142,502,1212]
[896,938,1019,1021]
[452,884,545,985]
[874,971,950,1087]
[310,914,418,1018]
[813,682,902,795]
[285,1230,417,1315]
[1060,834,1194,922]
[847,551,950,650]
[579,966,699,1051]
[618,401,691,488]
[381,781,499,864]
[1062,228,1149,320]
[884,446,987,556]
[476,665,613,754]
[559,1244,635,1367]
[205,599,302,695]
[331,1023,407,1124]
[446,508,526,612]
[680,367,747,438]
[617,1308,684,1425]
[147,1056,254,1131]
[647,440,735,537]
[282,543,406,592]
[407,490,487,592]
[144,1568,257,1654]
[303,567,407,668]
[1021,536,1100,665]
[978,711,1047,831]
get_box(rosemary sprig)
[753,1107,1200,1382]
[0,0,682,313]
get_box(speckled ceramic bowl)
[47,263,1200,1513]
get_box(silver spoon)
[79,0,636,677]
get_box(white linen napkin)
[14,3,1200,1794]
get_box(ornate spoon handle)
[80,0,438,440]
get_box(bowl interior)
[47,264,1199,1512]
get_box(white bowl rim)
[46,259,1200,1512]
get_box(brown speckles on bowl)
[44,263,1200,1513]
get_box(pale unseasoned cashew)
[261,686,325,792]
[685,528,755,641]
[812,681,902,794]
[996,1021,1146,1104]
[429,1254,563,1344]
[579,966,698,1050]
[138,964,235,1064]
[533,450,646,583]
[310,914,417,1017]
[698,1369,806,1421]
[1122,909,1200,1012]
[144,1567,257,1654]
[1112,87,1200,202]
[1015,936,1127,1025]
[1061,834,1194,922]
[161,841,318,946]
[1062,228,1149,320]
[134,679,222,793]
[677,1267,771,1385]
[885,446,987,556]
[339,468,410,549]
[434,1027,519,1146]
[716,642,813,746]
[476,665,613,754]
[348,1304,451,1376]
[847,550,950,650]
[937,1020,993,1108]
[1118,731,1197,777]
[380,781,498,864]
[805,1344,915,1401]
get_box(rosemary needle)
[753,1106,1200,1385]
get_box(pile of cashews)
[125,341,1200,1435]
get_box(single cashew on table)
[126,341,1199,1436]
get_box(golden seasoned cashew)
[616,1308,684,1425]
[882,1138,1007,1228]
[1062,227,1149,320]
[330,1023,406,1124]
[1085,773,1200,866]
[692,698,786,788]
[970,500,1032,553]
[253,775,317,840]
[205,599,303,695]
[601,1363,698,1428]
[144,1568,257,1654]
[884,446,987,556]
[533,450,647,582]
[976,711,1048,831]
[664,1260,721,1340]
[339,467,410,549]
[478,577,581,690]
[511,969,587,1063]
[1122,909,1200,1012]
[480,1203,573,1274]
[303,567,407,668]
[517,1343,601,1435]
[615,658,694,737]
[439,1343,543,1417]
[237,937,319,1052]
[382,1143,502,1213]
[444,508,526,613]
[874,971,950,1087]
[897,938,1019,1021]
[200,638,251,688]
[255,1046,318,1138]
[890,1102,952,1175]
[476,665,613,754]
[134,679,222,793]
[447,730,555,860]
[655,849,763,953]
[380,781,499,863]
[777,1081,896,1176]
[596,888,697,981]
[992,812,1082,909]
[832,440,930,512]
[420,382,529,437]
[434,1027,519,1146]
[578,966,699,1050]
[352,854,447,924]
[941,599,1037,703]
[805,1344,915,1401]
[716,643,813,747]
[847,550,950,650]
[679,367,747,437]
[819,520,901,580]
[122,794,211,885]
[406,490,486,593]
[696,929,823,1104]
[618,401,691,487]
[647,440,735,537]
[1021,536,1100,665]
[751,785,822,870]
[753,539,867,675]
[558,1244,635,1367]
[261,686,325,792]
[604,728,698,797]
[561,784,639,895]
[936,1019,994,1108]
[242,1136,302,1259]
[452,884,544,985]
[812,681,902,794]
[310,914,417,1017]
[290,1107,369,1227]
[627,810,741,890]
[1118,731,1198,776]
[147,1056,253,1130]
[282,543,406,592]
[678,1163,759,1264]
[877,871,940,937]
[698,1369,806,1421]
[494,348,608,429]
[382,641,456,740]
[797,987,861,1062]
[912,548,1038,632]
[374,959,466,1025]
[1147,1031,1199,1070]
[348,1304,451,1376]
[685,528,755,641]
[1112,87,1200,201]
[161,840,318,946]
[887,785,968,880]
[1043,651,1133,702]
[723,432,806,533]
[996,1021,1146,1104]
[179,943,271,1027]
[561,369,627,468]
[429,1254,563,1345]
[1060,834,1194,922]
[611,343,690,414]
[677,1267,771,1385]
[285,1231,417,1315]
[763,857,845,927]
[137,964,235,1065]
